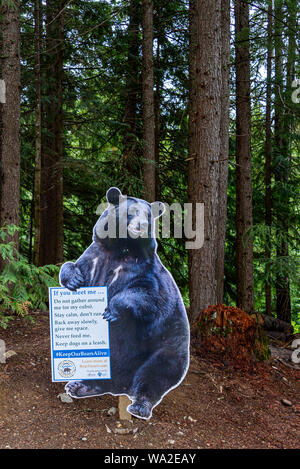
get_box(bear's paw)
[103,306,119,323]
[65,381,90,398]
[128,399,153,420]
[64,267,85,291]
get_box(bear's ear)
[151,201,165,219]
[106,187,122,205]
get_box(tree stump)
[191,304,270,368]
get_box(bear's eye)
[135,209,140,216]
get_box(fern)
[0,225,59,328]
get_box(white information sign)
[49,286,110,382]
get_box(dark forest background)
[0,0,299,330]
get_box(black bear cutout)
[60,187,190,420]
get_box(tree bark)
[33,0,42,266]
[188,0,222,321]
[216,0,230,304]
[154,35,161,201]
[142,0,155,202]
[39,0,64,266]
[0,0,21,261]
[122,0,140,192]
[234,0,254,314]
[264,0,273,316]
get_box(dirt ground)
[0,312,299,450]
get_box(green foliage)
[19,0,190,293]
[0,0,17,9]
[16,0,300,326]
[0,225,59,329]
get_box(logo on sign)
[58,360,76,378]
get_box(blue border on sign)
[49,286,110,382]
[53,349,110,358]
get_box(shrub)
[0,225,59,328]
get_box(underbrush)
[0,225,59,328]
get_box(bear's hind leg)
[128,348,188,419]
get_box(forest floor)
[0,312,299,450]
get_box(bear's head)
[93,187,165,255]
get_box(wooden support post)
[118,395,132,421]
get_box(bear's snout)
[128,218,149,238]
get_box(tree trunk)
[264,0,273,316]
[234,0,254,314]
[39,0,64,266]
[122,0,140,192]
[142,0,155,202]
[216,0,230,304]
[274,0,291,323]
[154,36,160,201]
[33,0,42,266]
[0,0,21,262]
[188,0,222,321]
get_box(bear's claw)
[65,381,90,398]
[128,400,152,420]
[64,268,85,291]
[103,306,119,322]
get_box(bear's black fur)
[60,188,190,419]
